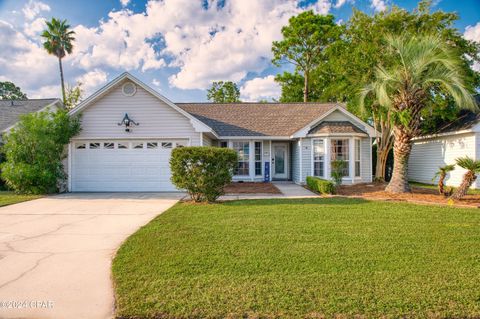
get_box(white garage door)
[71,140,188,192]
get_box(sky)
[0,0,479,102]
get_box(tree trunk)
[58,57,66,104]
[303,70,308,103]
[375,148,389,182]
[451,172,476,200]
[438,173,445,195]
[385,126,412,193]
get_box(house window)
[220,141,228,148]
[76,143,86,149]
[331,139,349,176]
[147,142,158,149]
[355,139,361,177]
[313,139,325,177]
[133,142,144,149]
[117,142,128,149]
[161,142,173,149]
[233,141,249,176]
[89,142,100,149]
[104,142,114,149]
[254,141,262,176]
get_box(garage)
[71,139,188,192]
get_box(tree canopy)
[207,81,241,103]
[0,81,27,100]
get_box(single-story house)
[67,72,376,192]
[0,98,63,140]
[409,108,480,189]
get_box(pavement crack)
[0,252,53,289]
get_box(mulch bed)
[336,182,480,208]
[224,182,282,194]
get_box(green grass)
[113,198,480,318]
[0,191,41,207]
[410,181,480,195]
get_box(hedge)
[170,146,237,202]
[306,176,335,195]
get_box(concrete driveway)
[0,193,183,319]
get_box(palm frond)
[455,156,480,172]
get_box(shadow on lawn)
[221,197,370,206]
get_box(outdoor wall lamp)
[118,113,139,132]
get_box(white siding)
[74,79,200,146]
[301,138,312,182]
[361,137,372,182]
[202,134,212,146]
[291,140,301,183]
[409,133,477,188]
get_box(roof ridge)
[0,98,58,101]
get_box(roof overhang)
[2,99,63,133]
[68,72,218,138]
[290,105,378,138]
[412,129,475,141]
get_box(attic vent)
[122,82,136,96]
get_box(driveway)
[0,193,183,319]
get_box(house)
[0,98,63,139]
[409,108,480,189]
[67,72,376,192]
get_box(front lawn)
[0,191,42,207]
[113,198,480,318]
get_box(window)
[76,143,86,149]
[313,140,325,177]
[176,141,187,148]
[220,141,228,148]
[355,139,361,177]
[254,141,262,176]
[233,141,249,175]
[118,142,128,149]
[161,142,173,149]
[89,142,100,149]
[147,142,158,149]
[133,142,144,149]
[104,142,114,149]
[331,139,349,176]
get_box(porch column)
[325,138,331,180]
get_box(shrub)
[306,176,335,195]
[170,146,237,202]
[1,110,81,194]
[331,160,347,186]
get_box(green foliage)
[1,110,81,194]
[170,147,238,202]
[272,11,340,102]
[434,164,456,180]
[455,156,480,173]
[206,81,240,103]
[331,160,347,186]
[306,176,335,194]
[41,18,75,59]
[64,82,84,109]
[0,81,27,100]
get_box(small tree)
[0,81,27,100]
[433,164,455,195]
[1,110,81,194]
[170,147,237,202]
[207,81,240,103]
[331,160,347,187]
[451,157,480,200]
[64,82,84,109]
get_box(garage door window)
[176,141,187,148]
[76,143,86,149]
[89,142,101,149]
[117,142,128,149]
[161,142,173,149]
[133,142,144,149]
[104,142,114,149]
[147,142,158,149]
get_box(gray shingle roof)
[308,121,367,135]
[0,99,59,131]
[177,102,340,136]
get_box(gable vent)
[122,82,136,96]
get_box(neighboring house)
[67,72,376,192]
[409,108,480,189]
[0,98,63,140]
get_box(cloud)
[313,0,332,15]
[75,69,108,95]
[240,75,281,102]
[152,78,161,87]
[22,0,50,20]
[334,0,347,8]
[23,17,46,37]
[464,22,480,71]
[120,0,130,7]
[28,85,60,99]
[370,0,387,12]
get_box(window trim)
[330,138,350,178]
[254,141,263,176]
[311,138,326,178]
[232,141,250,176]
[354,138,361,178]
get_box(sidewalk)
[219,182,317,201]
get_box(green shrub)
[306,176,335,194]
[1,110,81,194]
[331,160,347,186]
[170,146,237,202]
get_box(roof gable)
[0,98,61,132]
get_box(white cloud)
[120,0,130,7]
[23,17,46,37]
[464,22,480,72]
[334,0,347,8]
[370,0,387,12]
[313,0,332,15]
[28,85,60,99]
[22,0,50,21]
[152,78,161,87]
[75,69,108,95]
[240,75,281,102]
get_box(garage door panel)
[72,139,185,192]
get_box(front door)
[273,144,288,179]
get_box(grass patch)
[113,198,480,318]
[0,191,42,207]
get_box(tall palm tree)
[360,35,476,193]
[42,18,75,103]
[451,157,480,200]
[433,164,455,195]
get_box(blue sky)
[0,0,479,102]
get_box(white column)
[349,137,354,180]
[299,138,303,184]
[325,138,331,180]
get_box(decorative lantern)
[118,113,139,132]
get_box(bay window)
[313,139,325,177]
[331,139,349,177]
[233,141,249,175]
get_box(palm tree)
[360,35,476,193]
[433,164,455,195]
[451,157,480,200]
[42,18,75,103]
